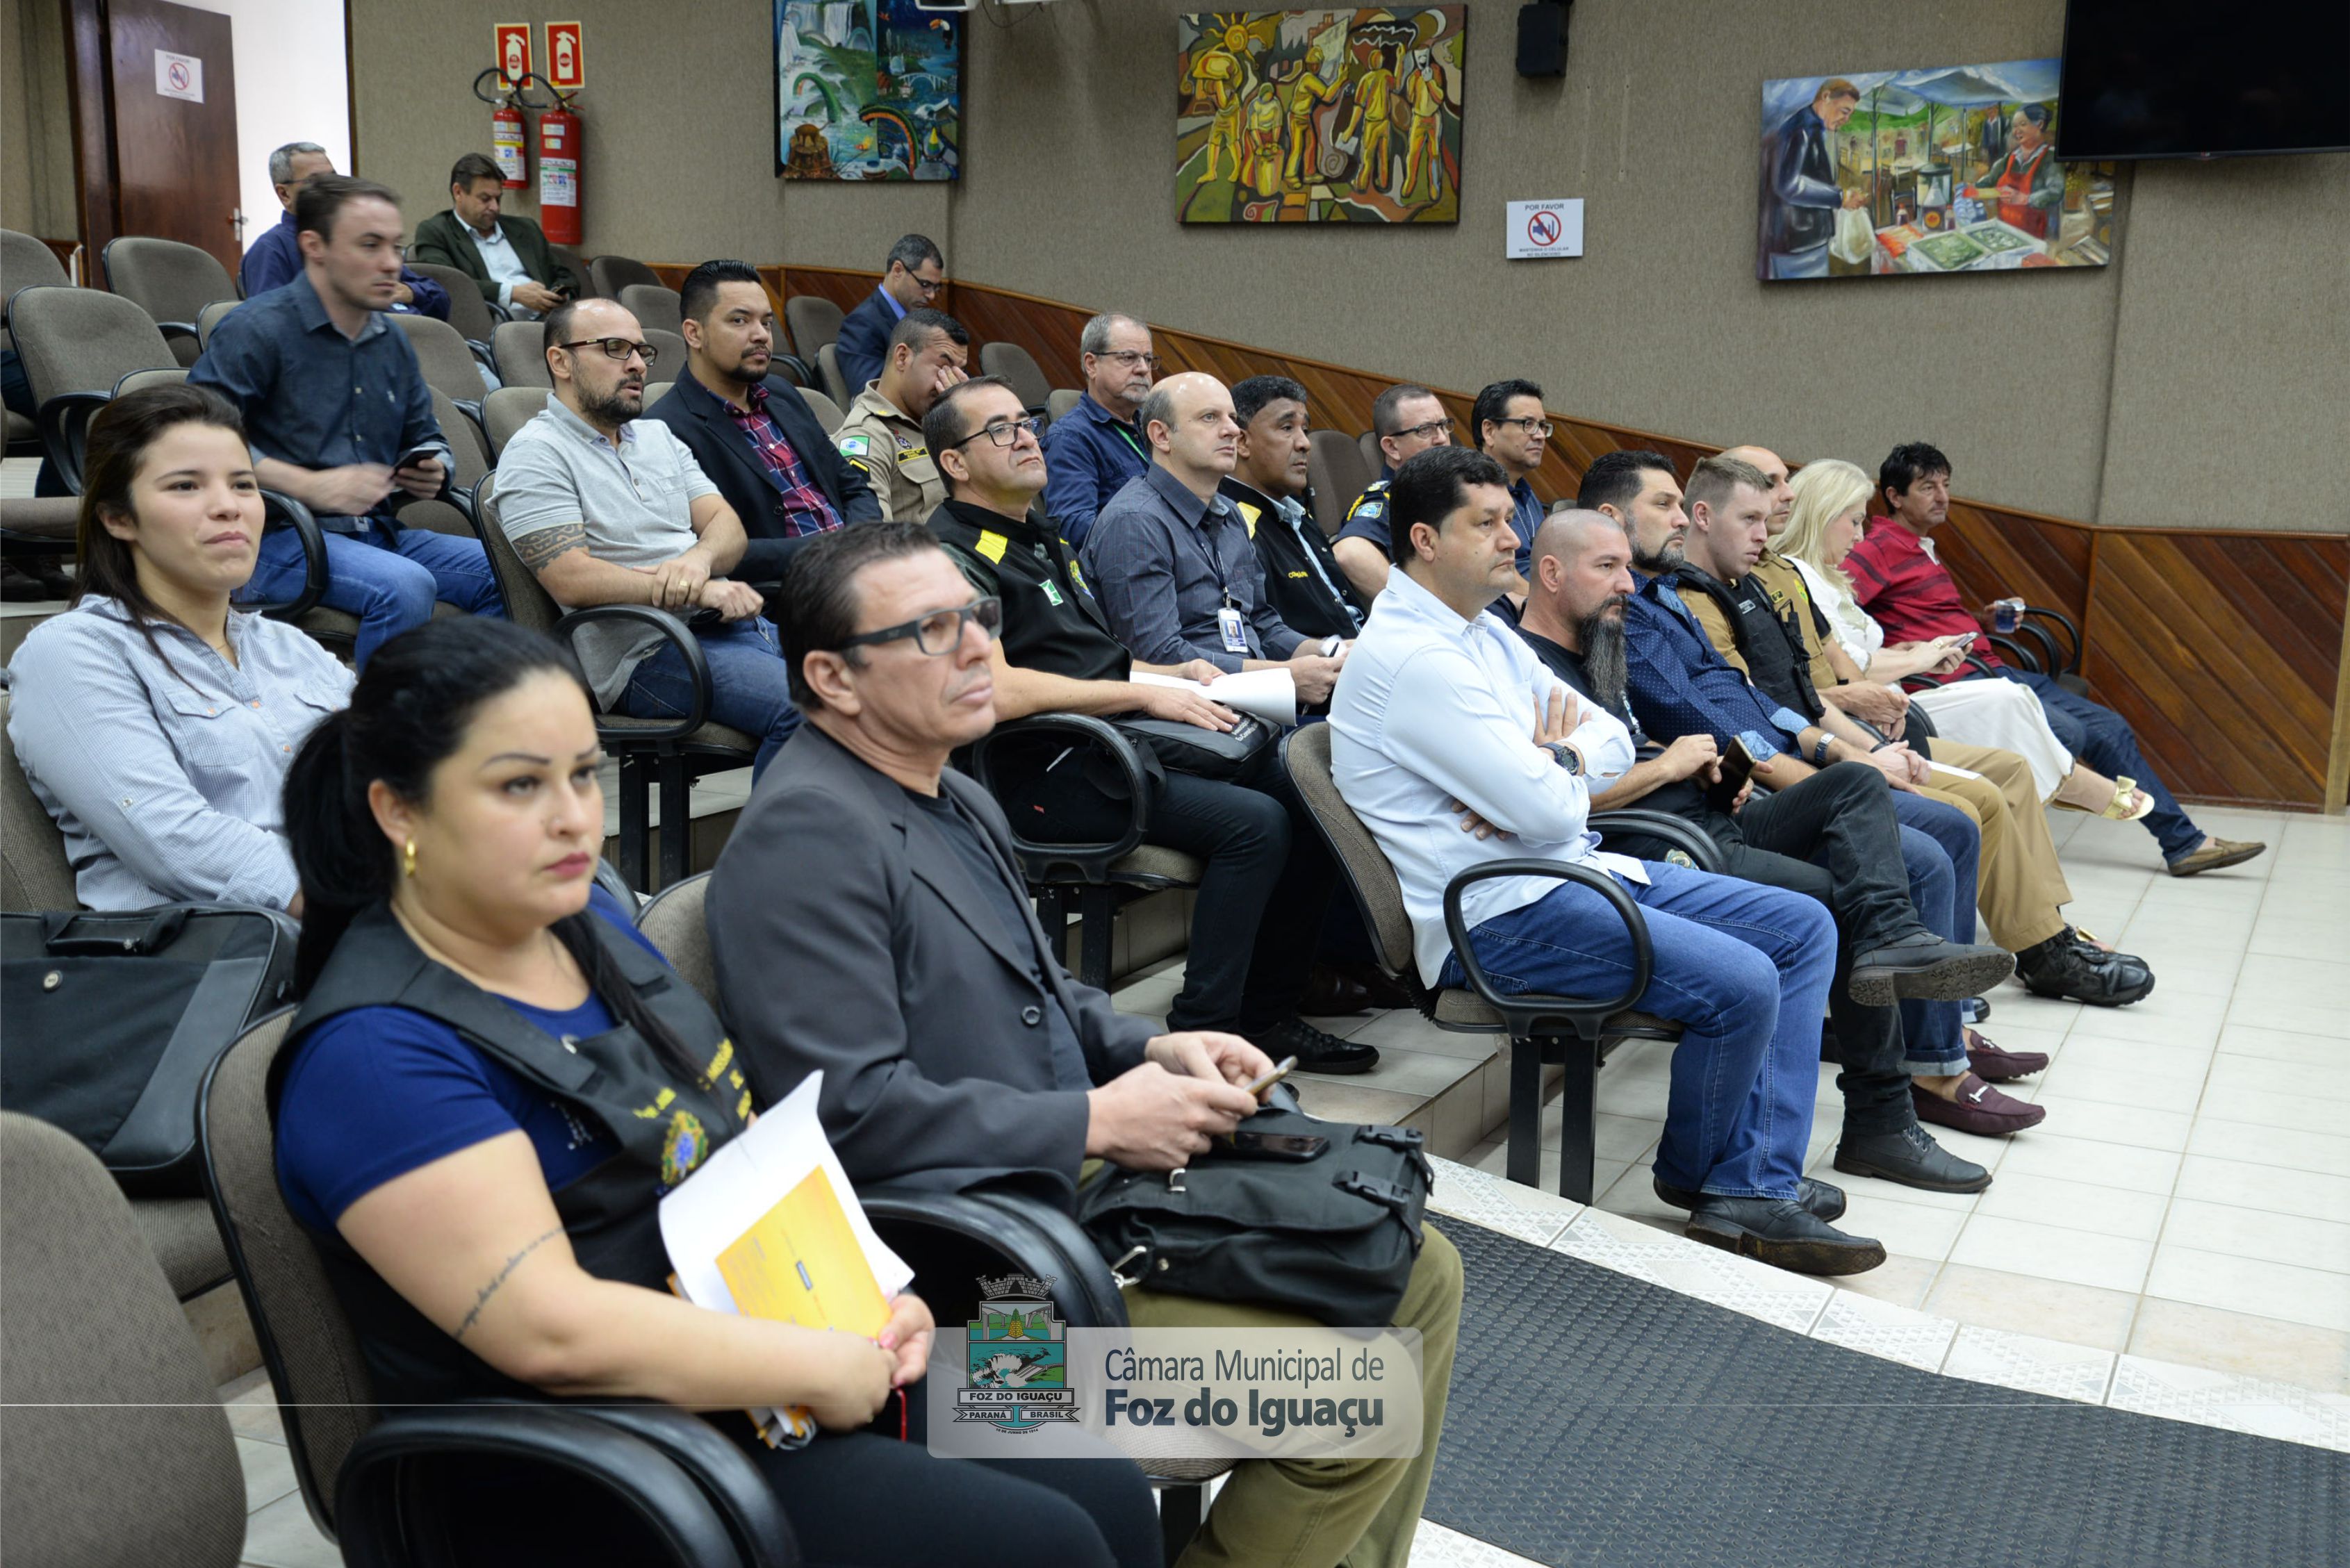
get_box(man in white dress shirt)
[1328,446,1882,1275]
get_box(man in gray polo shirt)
[495,298,800,773]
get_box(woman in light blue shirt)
[7,383,352,911]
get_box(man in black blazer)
[709,520,1461,1568]
[409,153,584,315]
[644,261,879,576]
[834,233,945,395]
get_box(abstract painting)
[1177,8,1464,224]
[775,1,960,181]
[1758,59,2117,280]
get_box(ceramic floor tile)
[1537,1105,1666,1163]
[1406,1519,1547,1567]
[1339,1045,1490,1100]
[1974,1170,2171,1241]
[1424,1155,1581,1248]
[2066,997,2228,1050]
[1948,1214,2155,1294]
[236,1434,299,1512]
[2184,1116,2350,1178]
[2225,991,2350,1042]
[2127,1297,2350,1394]
[1465,1139,1628,1208]
[2172,1153,2350,1222]
[2143,1244,2350,1333]
[1347,1009,1494,1055]
[1294,1011,1379,1041]
[2214,1023,2342,1067]
[2026,1095,2194,1152]
[2160,1197,2350,1275]
[2032,1034,2211,1082]
[1593,1160,1684,1226]
[1806,1289,1957,1371]
[2105,1355,2350,1453]
[1290,1080,1426,1127]
[1552,1207,1832,1333]
[1921,1262,2143,1352]
[1994,1131,2183,1195]
[2199,1082,2349,1137]
[2028,1060,2209,1116]
[2246,914,2350,964]
[1836,1194,1970,1262]
[1940,1325,2116,1403]
[1821,1253,1941,1312]
[239,1491,341,1568]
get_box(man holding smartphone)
[192,175,504,668]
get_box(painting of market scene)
[1758,59,2117,280]
[1177,8,1465,224]
[775,1,960,181]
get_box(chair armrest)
[554,604,710,738]
[34,390,110,494]
[1897,653,1999,692]
[157,320,199,346]
[2019,605,2082,676]
[251,490,329,622]
[1985,633,2039,674]
[1441,857,1654,1037]
[964,712,1154,882]
[336,1403,773,1568]
[558,1401,800,1568]
[1589,809,1725,873]
[775,354,814,388]
[861,1182,1129,1330]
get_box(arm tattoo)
[454,1226,564,1342]
[514,522,589,575]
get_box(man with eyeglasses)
[710,520,1459,1568]
[192,174,504,669]
[1039,312,1158,550]
[835,233,946,396]
[411,152,582,320]
[923,376,1377,1074]
[240,142,449,320]
[1222,374,1365,641]
[833,306,969,522]
[1333,383,1454,601]
[1471,378,1550,593]
[648,260,880,559]
[495,297,800,775]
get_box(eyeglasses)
[557,337,659,366]
[913,276,945,297]
[1390,418,1454,443]
[834,597,1003,657]
[1095,350,1162,372]
[948,413,1046,450]
[1492,416,1553,438]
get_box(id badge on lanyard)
[1216,603,1251,655]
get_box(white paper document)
[1131,667,1298,727]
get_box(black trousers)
[1618,762,1923,1137]
[999,743,1334,1034]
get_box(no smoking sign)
[1505,199,1584,260]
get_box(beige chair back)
[643,328,689,383]
[391,313,488,404]
[493,319,551,388]
[1281,723,1418,980]
[783,294,844,363]
[1,227,72,308]
[1358,430,1383,479]
[483,385,546,456]
[796,381,844,435]
[589,254,663,300]
[473,475,561,636]
[114,365,189,398]
[1,689,82,910]
[405,261,501,344]
[1308,429,1374,538]
[101,236,236,329]
[549,243,591,296]
[978,340,1051,413]
[196,297,240,349]
[815,343,852,409]
[8,285,176,402]
[1045,386,1083,425]
[618,282,684,339]
[636,872,717,1012]
[2,1112,247,1567]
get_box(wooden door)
[106,0,241,274]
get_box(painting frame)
[775,1,962,182]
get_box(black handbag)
[1115,713,1279,783]
[1,905,299,1196]
[1077,1107,1431,1326]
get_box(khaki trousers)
[1122,1223,1463,1568]
[1918,741,2072,951]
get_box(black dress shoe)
[1684,1196,1886,1276]
[1832,1123,1992,1194]
[1297,966,1374,1017]
[1654,1174,1846,1223]
[1258,1015,1379,1075]
[1960,996,1991,1025]
[2016,933,2155,1007]
[1848,932,2015,1007]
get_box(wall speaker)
[1516,2,1568,78]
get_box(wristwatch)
[1811,733,1835,767]
[1544,741,1585,776]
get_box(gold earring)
[402,839,418,879]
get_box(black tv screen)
[2058,1,2350,159]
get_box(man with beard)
[495,297,800,774]
[1517,508,2019,1191]
[646,260,880,566]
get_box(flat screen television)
[2057,1,2350,160]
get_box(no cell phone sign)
[1506,199,1584,259]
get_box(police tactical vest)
[1673,563,1824,722]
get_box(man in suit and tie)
[410,153,584,318]
[833,233,945,395]
[643,259,880,576]
[709,519,1461,1568]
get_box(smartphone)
[1226,1130,1329,1162]
[1944,631,1977,651]
[1244,1055,1299,1101]
[1705,736,1757,812]
[392,445,441,473]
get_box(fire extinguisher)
[473,67,532,189]
[537,90,583,247]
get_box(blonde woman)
[1780,460,2149,819]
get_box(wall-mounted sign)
[154,49,204,104]
[493,22,532,88]
[1505,197,1582,258]
[546,22,585,90]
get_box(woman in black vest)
[274,616,1154,1568]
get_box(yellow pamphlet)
[714,1165,890,1338]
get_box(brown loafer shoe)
[2167,837,2267,877]
[1966,1030,2049,1081]
[1912,1073,2046,1137]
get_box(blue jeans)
[1889,792,1978,1077]
[1440,862,1836,1200]
[238,518,505,668]
[621,616,801,777]
[1990,666,2201,861]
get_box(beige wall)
[3,0,79,242]
[348,0,2347,533]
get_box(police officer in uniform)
[1331,383,1454,602]
[834,307,969,523]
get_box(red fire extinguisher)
[474,67,530,189]
[538,91,582,247]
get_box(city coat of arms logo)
[955,1273,1080,1433]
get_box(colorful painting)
[1758,59,2117,281]
[1177,8,1464,224]
[775,1,960,181]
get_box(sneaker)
[1832,1122,1993,1194]
[1912,1073,2046,1137]
[2016,931,2155,1007]
[2167,837,2266,877]
[1849,932,2016,1007]
[1654,1174,1847,1223]
[1256,1014,1379,1075]
[1684,1195,1886,1275]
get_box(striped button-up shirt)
[1840,518,2000,684]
